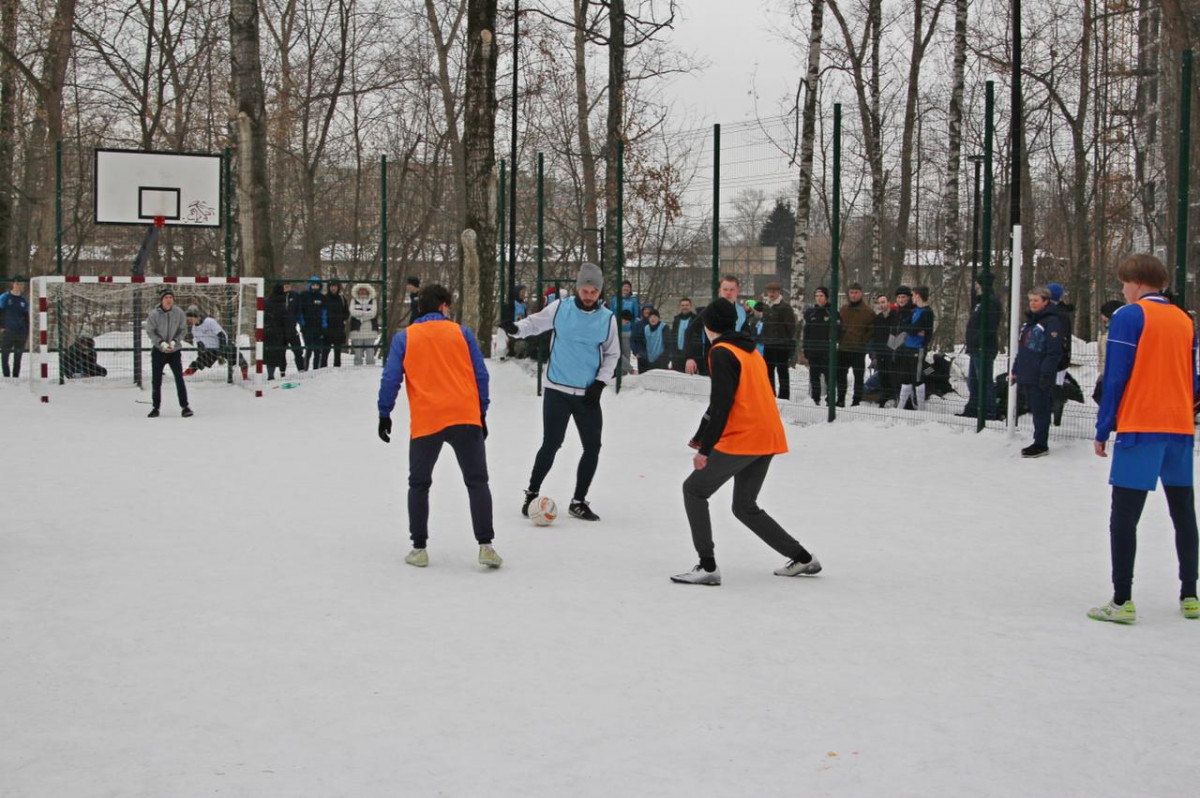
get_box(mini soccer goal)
[30,276,264,402]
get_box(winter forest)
[0,0,1197,348]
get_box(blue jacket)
[0,290,30,334]
[1012,307,1064,386]
[377,313,490,418]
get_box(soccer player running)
[1090,254,1199,624]
[671,298,820,586]
[377,284,501,569]
[502,262,619,522]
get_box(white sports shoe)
[774,555,822,577]
[670,565,722,586]
[405,548,429,568]
[479,544,503,568]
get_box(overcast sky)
[661,0,800,124]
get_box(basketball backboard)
[94,149,222,228]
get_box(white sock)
[916,384,927,411]
[898,384,913,409]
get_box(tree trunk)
[603,0,626,291]
[936,0,966,348]
[574,0,599,265]
[0,0,15,274]
[790,0,824,320]
[230,0,276,278]
[462,0,499,344]
[1070,0,1093,340]
[1159,0,1200,297]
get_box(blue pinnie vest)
[644,323,665,363]
[548,299,613,389]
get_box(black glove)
[501,321,519,336]
[195,340,206,352]
[378,416,392,443]
[481,415,489,440]
[583,380,606,406]
[1038,374,1053,390]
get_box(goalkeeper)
[144,288,192,418]
[183,306,250,380]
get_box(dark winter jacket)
[870,308,900,358]
[691,330,758,456]
[1012,306,1065,386]
[802,304,833,357]
[682,307,711,374]
[0,290,29,333]
[61,337,107,378]
[263,285,294,368]
[838,300,875,353]
[1051,300,1074,370]
[760,298,797,349]
[671,311,697,359]
[299,286,327,330]
[965,291,1003,356]
[324,288,349,344]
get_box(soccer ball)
[529,496,558,526]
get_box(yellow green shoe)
[404,548,429,568]
[1182,597,1200,619]
[478,544,503,569]
[1088,600,1136,624]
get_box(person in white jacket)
[184,306,249,380]
[349,283,379,365]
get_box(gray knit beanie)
[577,262,604,292]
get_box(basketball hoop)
[153,216,166,229]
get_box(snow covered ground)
[3,362,1198,797]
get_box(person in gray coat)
[145,287,192,418]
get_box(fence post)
[380,154,389,363]
[616,138,625,392]
[827,105,841,421]
[711,124,720,301]
[978,82,995,433]
[55,140,64,384]
[1175,49,1193,309]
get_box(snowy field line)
[2,363,1198,797]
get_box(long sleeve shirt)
[377,313,490,418]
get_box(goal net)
[30,276,264,401]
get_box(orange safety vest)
[404,320,482,438]
[1115,298,1196,435]
[709,341,788,456]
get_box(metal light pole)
[1005,0,1024,432]
[967,154,984,288]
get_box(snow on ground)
[2,363,1198,797]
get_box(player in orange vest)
[671,298,820,585]
[377,284,501,570]
[1090,254,1199,623]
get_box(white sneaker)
[405,548,429,568]
[774,555,822,577]
[670,565,722,585]
[479,544,503,568]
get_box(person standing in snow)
[670,298,697,372]
[638,308,670,372]
[263,284,293,381]
[802,286,833,405]
[896,286,934,411]
[349,283,379,366]
[502,262,619,522]
[144,287,191,418]
[1009,286,1064,458]
[322,280,349,368]
[0,277,29,379]
[281,282,306,372]
[671,297,820,585]
[1089,254,1199,624]
[760,281,797,400]
[836,282,873,406]
[377,283,500,570]
[298,277,326,370]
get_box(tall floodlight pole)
[968,154,984,288]
[506,0,520,323]
[1005,0,1023,432]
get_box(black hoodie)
[691,330,758,455]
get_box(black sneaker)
[569,500,600,521]
[1021,444,1048,458]
[521,489,537,517]
[147,408,160,418]
[181,407,194,418]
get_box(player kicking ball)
[1090,254,1199,624]
[671,298,819,586]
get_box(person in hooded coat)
[322,280,349,368]
[298,276,327,369]
[264,283,294,380]
[349,283,379,366]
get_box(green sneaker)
[1088,600,1136,624]
[404,548,429,568]
[1182,597,1200,619]
[479,544,503,569]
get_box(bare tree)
[230,0,277,277]
[462,0,498,338]
[0,0,15,273]
[790,0,824,318]
[936,0,967,346]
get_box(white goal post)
[30,276,264,403]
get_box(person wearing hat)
[144,287,191,417]
[0,277,29,379]
[896,285,934,411]
[959,279,1004,419]
[298,276,327,369]
[802,287,833,405]
[183,305,250,380]
[502,262,619,522]
[760,281,797,400]
[671,297,820,585]
[638,307,671,372]
[405,276,421,325]
[1046,282,1075,425]
[322,280,349,368]
[837,283,874,406]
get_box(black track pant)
[836,351,867,404]
[151,348,188,410]
[1110,485,1199,604]
[683,451,811,563]
[528,388,602,502]
[303,329,325,370]
[1,330,24,377]
[408,424,493,547]
[764,345,791,400]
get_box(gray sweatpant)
[682,451,808,561]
